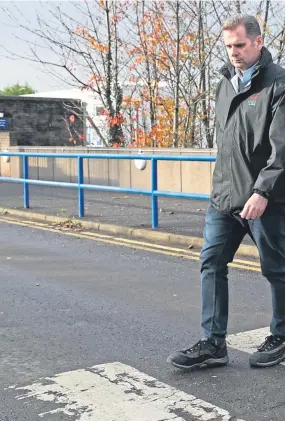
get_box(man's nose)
[231,48,238,56]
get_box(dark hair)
[223,14,261,39]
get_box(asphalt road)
[0,220,284,421]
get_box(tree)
[1,0,284,148]
[1,1,130,146]
[126,1,218,148]
[0,83,36,96]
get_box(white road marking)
[227,327,285,366]
[7,328,284,419]
[11,362,245,420]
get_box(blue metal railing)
[0,152,216,228]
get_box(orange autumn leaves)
[122,97,191,148]
[122,10,203,147]
[75,26,109,54]
[74,4,211,148]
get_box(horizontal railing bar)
[80,184,151,195]
[154,191,210,200]
[0,178,78,188]
[0,152,216,162]
[0,178,151,196]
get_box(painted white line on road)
[12,362,245,420]
[227,327,285,366]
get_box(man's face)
[223,25,263,70]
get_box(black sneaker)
[249,335,285,367]
[167,339,229,370]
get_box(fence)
[0,152,216,228]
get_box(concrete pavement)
[0,218,284,421]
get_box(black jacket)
[211,47,285,213]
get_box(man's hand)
[240,193,268,220]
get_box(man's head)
[222,15,263,71]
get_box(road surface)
[0,216,284,421]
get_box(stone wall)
[0,96,85,147]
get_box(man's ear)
[255,35,263,50]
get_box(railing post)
[78,157,84,217]
[23,155,29,208]
[151,158,158,228]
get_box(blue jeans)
[201,204,285,342]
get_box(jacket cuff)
[253,189,269,199]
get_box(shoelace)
[184,339,212,355]
[257,335,283,352]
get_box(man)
[168,15,285,369]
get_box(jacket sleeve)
[253,74,285,198]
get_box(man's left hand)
[240,193,268,220]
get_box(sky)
[0,0,137,93]
[0,1,79,92]
[0,0,134,92]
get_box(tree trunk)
[190,101,198,146]
[172,0,180,148]
[277,26,285,65]
[105,0,115,145]
[235,0,241,13]
[137,0,157,147]
[198,2,212,148]
[262,0,270,43]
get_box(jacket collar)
[219,47,273,79]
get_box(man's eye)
[226,44,245,49]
